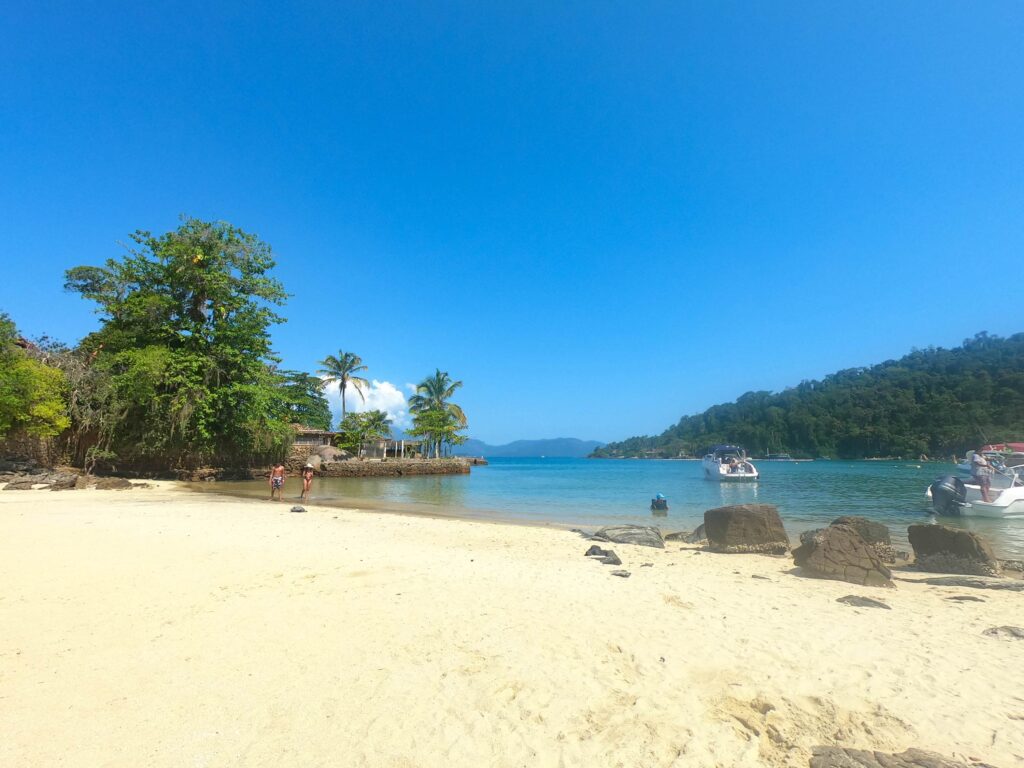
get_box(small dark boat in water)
[650,493,668,513]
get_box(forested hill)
[592,332,1024,460]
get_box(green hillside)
[592,332,1024,460]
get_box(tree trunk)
[341,382,346,418]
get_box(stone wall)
[310,458,471,478]
[252,457,471,479]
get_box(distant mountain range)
[453,437,605,458]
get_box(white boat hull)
[926,480,1024,518]
[702,457,759,482]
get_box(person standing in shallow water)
[269,462,286,501]
[301,463,314,501]
[970,449,993,503]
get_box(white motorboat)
[702,445,758,482]
[927,468,1024,518]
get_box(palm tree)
[409,369,466,425]
[362,410,392,440]
[409,369,466,457]
[317,350,369,419]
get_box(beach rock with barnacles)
[703,504,788,554]
[793,524,893,587]
[908,524,1001,577]
[831,515,896,563]
[591,525,664,549]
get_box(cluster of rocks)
[0,460,136,491]
[597,504,1017,594]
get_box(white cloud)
[323,378,412,429]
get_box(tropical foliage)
[1,219,471,470]
[0,313,69,439]
[335,409,392,454]
[408,369,467,457]
[593,332,1024,460]
[63,218,293,468]
[317,351,368,419]
[279,371,333,431]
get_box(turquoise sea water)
[191,458,1024,558]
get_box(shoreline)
[2,483,1022,766]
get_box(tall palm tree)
[362,410,392,440]
[409,369,466,425]
[317,350,369,419]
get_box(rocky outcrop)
[591,525,665,549]
[908,524,1001,577]
[703,504,789,554]
[2,468,81,491]
[831,515,896,563]
[793,524,894,587]
[810,746,995,767]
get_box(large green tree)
[279,371,332,431]
[64,218,291,468]
[0,313,69,439]
[317,350,368,420]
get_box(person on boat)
[971,449,994,502]
[727,458,740,473]
[300,463,314,501]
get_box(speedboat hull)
[702,457,759,481]
[926,477,1024,518]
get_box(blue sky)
[2,2,1022,443]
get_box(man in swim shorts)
[269,462,286,501]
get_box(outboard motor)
[929,475,966,516]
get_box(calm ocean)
[192,457,1024,558]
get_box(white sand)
[1,484,1021,767]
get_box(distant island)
[454,437,604,458]
[592,332,1024,460]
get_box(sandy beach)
[1,484,1021,767]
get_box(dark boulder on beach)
[600,551,622,566]
[831,515,896,564]
[584,545,608,557]
[810,746,992,768]
[793,525,894,587]
[908,524,1001,577]
[592,525,664,549]
[703,504,788,554]
[831,515,890,545]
